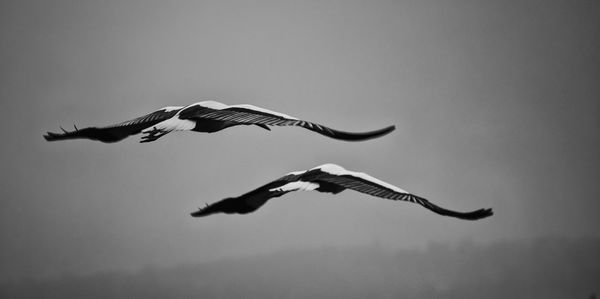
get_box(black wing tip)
[341,124,396,141]
[351,124,395,141]
[461,208,494,220]
[381,125,396,135]
[312,124,396,141]
[416,195,493,221]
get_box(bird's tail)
[300,123,396,141]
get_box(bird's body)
[191,163,493,221]
[44,101,395,143]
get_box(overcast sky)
[1,0,599,284]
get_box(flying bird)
[191,164,493,221]
[44,101,395,143]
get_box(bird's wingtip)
[382,125,396,134]
[472,208,494,220]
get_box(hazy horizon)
[2,236,598,298]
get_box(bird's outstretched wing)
[179,103,395,141]
[311,164,493,220]
[44,107,183,143]
[191,173,303,217]
[192,164,493,220]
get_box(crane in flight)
[44,101,395,143]
[192,163,493,221]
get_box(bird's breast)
[269,181,319,192]
[151,117,196,132]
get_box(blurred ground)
[2,237,598,299]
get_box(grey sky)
[1,0,599,281]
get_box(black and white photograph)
[1,0,599,298]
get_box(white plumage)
[45,100,395,143]
[191,163,493,221]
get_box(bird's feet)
[140,127,169,143]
